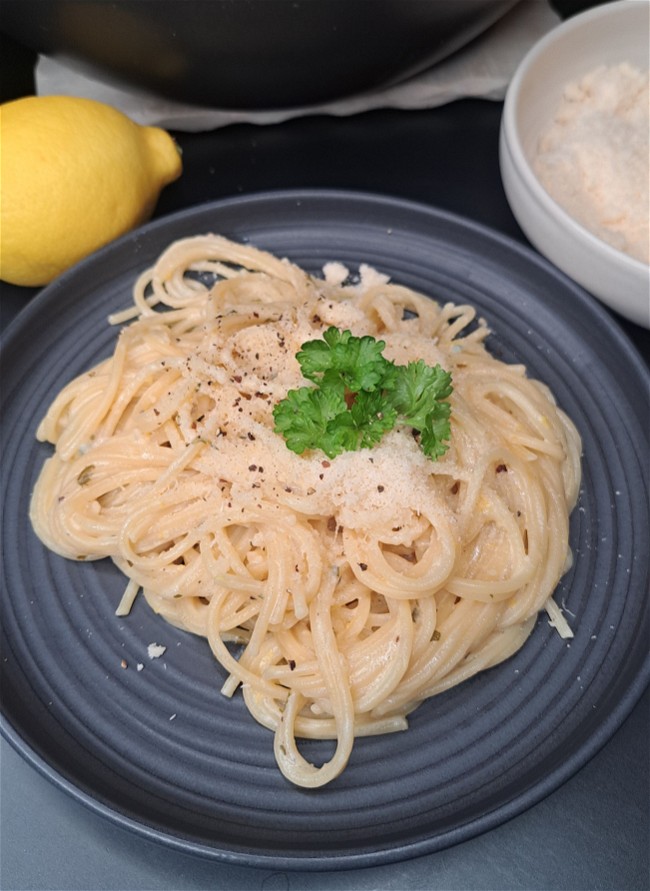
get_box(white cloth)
[36,1,560,132]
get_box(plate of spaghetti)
[1,191,648,867]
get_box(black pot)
[1,0,519,110]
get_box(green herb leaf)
[418,401,452,459]
[273,327,453,461]
[350,390,398,448]
[298,326,391,392]
[272,384,346,456]
[387,360,453,431]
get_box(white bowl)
[499,0,650,328]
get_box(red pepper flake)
[288,660,296,671]
[247,432,255,440]
[358,562,368,571]
[321,460,330,468]
[248,464,257,471]
[377,485,385,492]
[496,464,508,473]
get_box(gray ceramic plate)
[1,191,648,869]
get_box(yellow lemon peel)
[0,95,182,286]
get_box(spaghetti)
[30,234,582,787]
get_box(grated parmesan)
[534,63,649,263]
[147,643,167,659]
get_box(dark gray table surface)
[1,93,649,890]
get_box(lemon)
[0,95,182,287]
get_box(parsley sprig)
[273,327,453,460]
